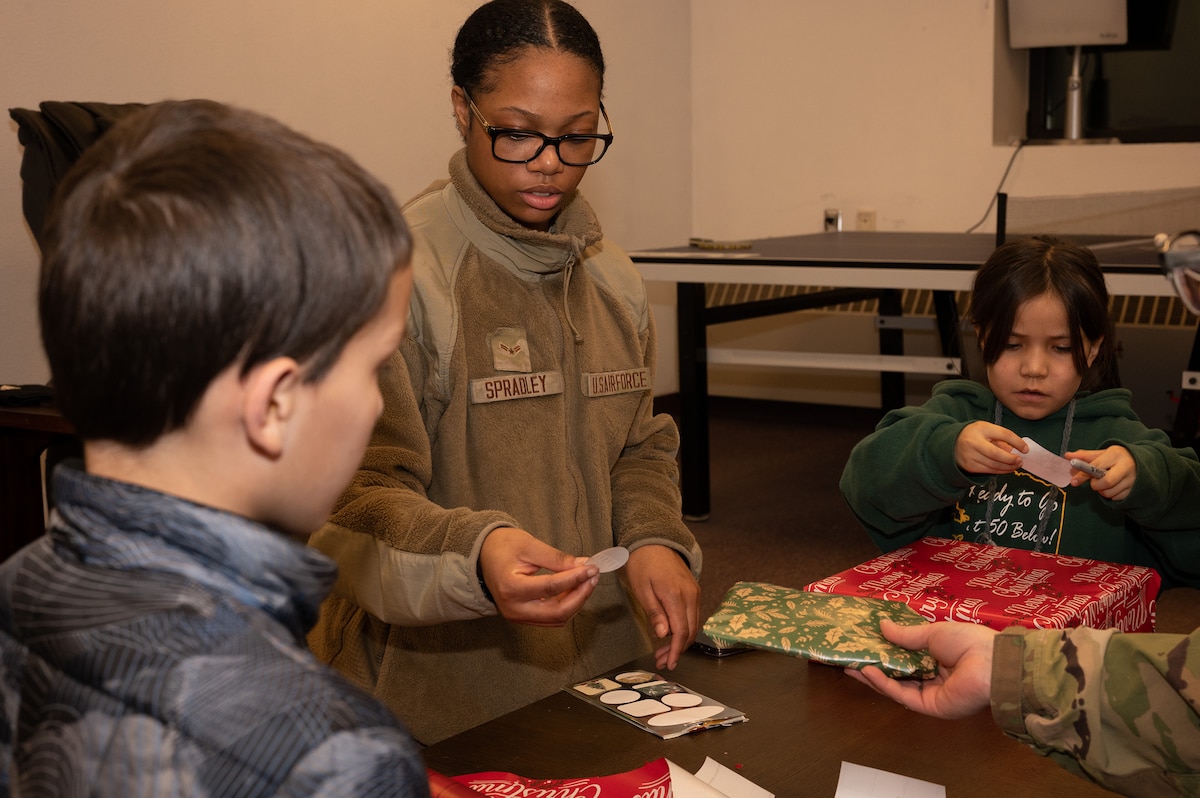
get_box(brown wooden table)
[0,405,74,562]
[422,646,1112,796]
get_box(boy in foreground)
[0,100,427,796]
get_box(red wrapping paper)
[428,769,489,797]
[447,758,672,797]
[805,537,1160,632]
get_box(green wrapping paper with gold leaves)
[702,582,937,679]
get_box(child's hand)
[1067,446,1135,501]
[955,421,1025,474]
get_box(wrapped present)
[805,537,1160,632]
[449,758,671,797]
[702,581,937,679]
[447,757,770,797]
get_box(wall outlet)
[823,209,842,232]
[855,208,876,231]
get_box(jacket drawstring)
[563,237,584,343]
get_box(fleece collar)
[446,148,605,342]
[447,148,603,277]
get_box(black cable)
[965,140,1027,234]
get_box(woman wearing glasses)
[308,0,701,745]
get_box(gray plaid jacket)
[0,463,428,798]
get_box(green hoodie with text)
[840,379,1200,589]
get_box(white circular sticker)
[599,689,641,705]
[586,546,630,573]
[614,671,654,684]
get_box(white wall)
[0,0,692,385]
[690,0,1199,238]
[3,1,1199,401]
[682,0,1200,404]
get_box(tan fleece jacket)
[308,150,702,744]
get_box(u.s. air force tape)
[581,368,650,398]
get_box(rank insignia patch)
[489,327,531,373]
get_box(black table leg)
[1171,321,1200,448]
[878,289,905,410]
[932,290,964,377]
[677,282,710,521]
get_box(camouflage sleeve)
[991,625,1200,795]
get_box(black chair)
[9,101,148,249]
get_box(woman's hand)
[479,527,598,626]
[625,544,701,671]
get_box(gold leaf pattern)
[702,582,937,679]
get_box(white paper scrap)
[1012,436,1073,487]
[834,762,945,798]
[666,758,774,798]
[665,762,728,798]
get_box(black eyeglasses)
[463,90,614,167]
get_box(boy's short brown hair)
[39,100,410,445]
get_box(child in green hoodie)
[840,235,1200,588]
